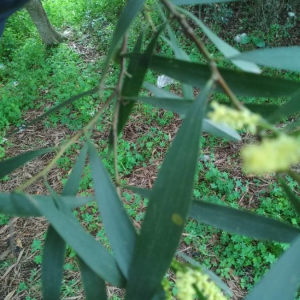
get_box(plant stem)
[160,0,243,110]
[112,34,128,193]
[17,92,115,192]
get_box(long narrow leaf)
[88,140,137,278]
[42,226,66,300]
[245,103,279,119]
[269,90,300,123]
[163,35,194,99]
[190,200,300,243]
[126,186,300,243]
[202,119,241,141]
[42,146,88,300]
[0,194,93,216]
[0,148,54,179]
[179,7,261,74]
[114,31,144,139]
[143,82,241,141]
[278,176,300,216]
[117,25,166,136]
[124,95,193,116]
[78,257,107,300]
[125,80,214,300]
[144,81,181,99]
[177,252,232,296]
[245,235,300,300]
[102,0,147,81]
[62,145,88,196]
[18,193,125,287]
[127,54,300,98]
[229,47,300,73]
[157,3,193,99]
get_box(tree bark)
[25,0,65,46]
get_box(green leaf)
[78,257,107,300]
[177,252,232,296]
[42,146,88,300]
[0,194,93,216]
[155,3,193,99]
[278,176,300,216]
[102,0,147,84]
[42,226,66,300]
[143,83,240,141]
[114,32,144,139]
[245,103,280,119]
[171,0,240,4]
[251,36,265,48]
[140,55,300,98]
[0,148,54,179]
[162,35,194,99]
[19,193,125,287]
[126,186,300,244]
[88,140,137,278]
[123,185,151,199]
[245,235,300,300]
[178,7,261,74]
[117,25,166,136]
[63,145,107,300]
[190,200,300,243]
[8,88,98,136]
[268,90,300,123]
[124,95,193,116]
[202,119,241,141]
[125,80,214,300]
[62,145,88,196]
[229,47,300,73]
[144,82,181,99]
[240,35,251,45]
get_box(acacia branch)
[17,92,116,192]
[160,0,243,110]
[112,34,128,191]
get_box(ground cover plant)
[1,0,300,300]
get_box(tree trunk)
[25,0,65,46]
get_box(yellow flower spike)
[176,269,227,300]
[208,101,261,134]
[242,135,300,175]
[176,270,196,300]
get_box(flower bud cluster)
[208,101,260,134]
[241,134,300,175]
[176,268,226,300]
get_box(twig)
[160,0,243,110]
[17,92,115,192]
[112,34,128,194]
[144,4,157,32]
